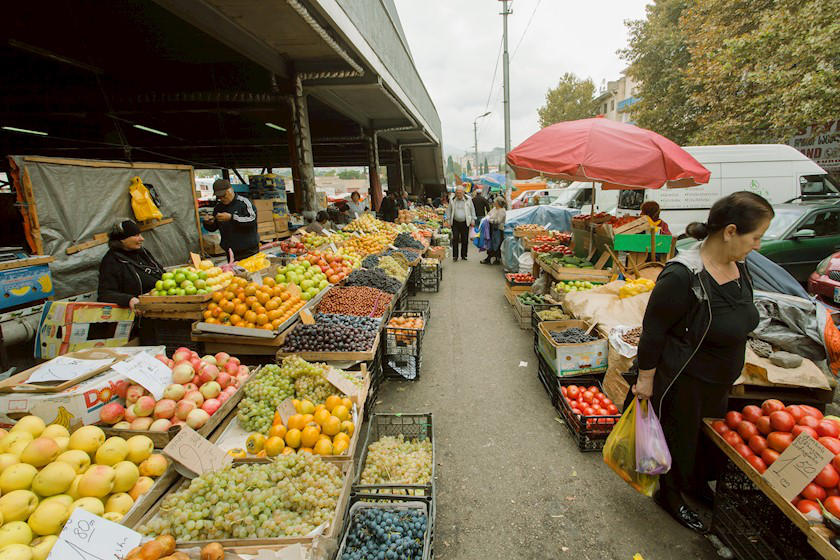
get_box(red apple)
[818,420,840,439]
[756,416,773,436]
[769,411,795,432]
[761,399,785,415]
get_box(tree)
[537,73,598,128]
[446,155,456,175]
[483,158,489,174]
[466,160,472,175]
[338,169,363,180]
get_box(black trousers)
[451,220,469,259]
[231,246,259,261]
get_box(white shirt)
[452,198,468,222]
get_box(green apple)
[155,281,164,291]
[161,272,174,281]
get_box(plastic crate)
[384,354,421,381]
[713,461,820,560]
[407,266,419,297]
[385,311,426,357]
[336,498,434,560]
[354,413,434,497]
[417,261,440,292]
[530,303,568,333]
[397,299,431,323]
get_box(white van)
[617,144,839,235]
[549,181,619,214]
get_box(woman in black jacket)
[98,220,165,310]
[633,191,774,533]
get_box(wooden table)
[703,419,840,559]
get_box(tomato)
[797,499,822,520]
[742,405,763,424]
[767,432,794,452]
[815,464,840,488]
[582,391,595,404]
[712,420,730,435]
[798,415,820,429]
[747,455,767,473]
[833,454,840,473]
[761,448,780,465]
[587,385,599,394]
[785,405,805,423]
[725,411,743,429]
[597,408,608,416]
[800,405,824,420]
[827,496,840,518]
[769,411,795,432]
[748,434,767,454]
[756,416,773,436]
[827,488,840,497]
[819,437,840,454]
[802,482,827,502]
[761,399,785,415]
[723,431,743,447]
[817,420,840,439]
[606,404,619,415]
[737,421,758,441]
[583,407,596,416]
[734,443,754,459]
[560,386,568,396]
[792,425,819,440]
[567,386,580,399]
[601,397,614,407]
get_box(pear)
[94,437,128,466]
[68,426,104,454]
[112,461,139,493]
[102,512,123,523]
[0,464,37,493]
[0,433,32,455]
[31,462,75,496]
[30,535,58,560]
[55,450,90,474]
[0,491,38,522]
[125,435,154,464]
[104,493,133,515]
[0,543,33,560]
[40,425,69,440]
[71,497,104,516]
[0,522,32,547]
[10,416,44,438]
[0,454,19,474]
[66,475,83,500]
[77,465,114,498]
[27,500,70,536]
[19,439,59,468]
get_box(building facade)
[594,70,639,124]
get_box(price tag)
[110,352,171,400]
[287,283,302,299]
[277,398,297,426]
[763,432,834,501]
[325,368,360,400]
[190,252,202,269]
[253,271,263,285]
[163,424,232,478]
[329,242,338,253]
[299,308,315,325]
[48,507,141,560]
[28,356,115,384]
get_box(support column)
[367,131,383,210]
[287,75,317,217]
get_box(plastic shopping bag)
[635,399,672,475]
[602,397,658,497]
[129,176,163,221]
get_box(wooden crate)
[0,348,128,394]
[504,283,530,306]
[599,216,649,237]
[138,292,212,305]
[121,463,179,528]
[538,260,613,282]
[135,301,205,320]
[512,297,532,330]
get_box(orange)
[244,310,257,324]
[281,447,295,455]
[280,291,291,301]
[212,291,224,303]
[325,396,342,413]
[314,409,331,426]
[269,424,287,439]
[284,428,302,448]
[272,286,285,298]
[207,302,219,311]
[221,300,235,314]
[268,309,282,321]
[218,312,231,324]
[244,285,257,296]
[203,310,213,320]
[287,414,305,431]
[264,436,285,457]
[301,414,314,426]
[301,426,320,448]
[262,324,274,331]
[314,439,333,456]
[234,303,248,317]
[245,296,258,306]
[253,305,266,316]
[223,290,235,301]
[271,319,284,329]
[256,291,270,305]
[265,299,280,312]
[263,277,276,288]
[256,313,269,326]
[205,317,219,324]
[244,322,256,329]
[229,314,242,325]
[322,416,341,437]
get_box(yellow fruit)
[281,447,295,455]
[292,399,301,413]
[332,439,349,455]
[313,404,327,416]
[300,414,314,426]
[53,437,69,454]
[0,491,38,522]
[94,437,128,466]
[31,462,75,496]
[313,439,332,455]
[0,433,32,455]
[300,426,320,449]
[268,424,287,439]
[322,416,341,437]
[245,433,266,455]
[71,497,104,516]
[40,495,72,508]
[0,522,32,547]
[299,400,315,415]
[77,465,115,498]
[68,426,105,454]
[0,464,37,493]
[55,450,89,474]
[313,409,331,426]
[341,397,353,411]
[264,437,285,457]
[125,435,154,464]
[340,421,355,437]
[138,454,168,477]
[128,477,154,501]
[112,461,140,493]
[318,434,331,442]
[41,425,69,440]
[325,395,342,413]
[30,535,58,560]
[226,448,246,459]
[28,500,70,536]
[284,429,301,449]
[0,454,19,474]
[10,417,45,439]
[332,405,350,422]
[6,441,28,459]
[0,543,32,560]
[104,493,133,515]
[333,432,350,445]
[286,415,305,431]
[102,512,123,523]
[297,447,313,455]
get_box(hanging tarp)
[503,205,577,236]
[11,156,202,299]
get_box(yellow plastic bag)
[129,176,163,221]
[602,397,658,497]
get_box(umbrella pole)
[588,181,596,260]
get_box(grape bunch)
[140,455,344,541]
[282,323,377,354]
[362,255,380,269]
[378,256,409,282]
[344,268,402,294]
[393,233,424,250]
[384,248,420,265]
[360,435,433,486]
[237,363,294,432]
[314,313,381,332]
[340,508,427,560]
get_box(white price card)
[28,356,115,384]
[329,242,338,253]
[763,432,834,502]
[48,507,141,560]
[111,351,172,400]
[163,424,232,478]
[277,398,297,426]
[325,368,360,400]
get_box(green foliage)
[466,160,473,175]
[338,169,364,180]
[537,73,598,128]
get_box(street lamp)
[473,111,491,176]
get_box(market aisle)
[377,257,720,560]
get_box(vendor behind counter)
[97,219,164,310]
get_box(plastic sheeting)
[746,251,810,299]
[14,157,201,299]
[503,205,578,236]
[753,291,826,362]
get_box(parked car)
[808,252,840,307]
[678,200,840,283]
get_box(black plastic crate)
[407,265,419,296]
[337,495,434,560]
[385,312,425,357]
[530,302,568,333]
[713,462,820,560]
[397,299,431,323]
[354,413,434,497]
[138,318,203,356]
[384,354,421,380]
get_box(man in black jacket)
[472,190,490,222]
[379,191,399,222]
[203,179,260,260]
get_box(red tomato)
[737,421,758,441]
[567,386,580,399]
[767,432,794,452]
[761,399,785,415]
[734,443,754,459]
[800,405,824,420]
[792,425,819,440]
[827,488,840,497]
[815,464,840,488]
[817,420,840,439]
[761,448,780,465]
[827,496,840,518]
[799,415,820,429]
[560,386,568,396]
[607,404,619,415]
[742,405,763,424]
[601,397,614,407]
[597,408,608,416]
[583,407,596,416]
[802,482,827,502]
[747,455,767,473]
[833,454,840,473]
[587,385,599,394]
[819,437,840,454]
[723,431,743,447]
[797,499,822,518]
[785,405,805,423]
[756,416,773,436]
[770,411,795,432]
[582,391,594,404]
[725,411,743,429]
[712,420,730,435]
[748,435,767,455]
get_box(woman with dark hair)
[98,220,165,310]
[633,191,774,533]
[640,200,671,235]
[481,197,507,265]
[302,211,331,235]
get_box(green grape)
[360,435,433,491]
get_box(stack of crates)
[248,174,289,216]
[417,259,441,292]
[384,300,430,381]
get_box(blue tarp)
[503,205,578,236]
[746,251,810,299]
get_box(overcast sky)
[393,0,651,156]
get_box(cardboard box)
[34,302,135,359]
[537,320,608,376]
[254,199,275,225]
[0,260,54,310]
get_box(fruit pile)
[339,507,427,560]
[149,263,233,297]
[619,278,655,299]
[517,293,546,306]
[237,252,270,273]
[377,256,409,283]
[140,454,344,541]
[621,327,642,346]
[281,323,377,354]
[279,239,307,255]
[99,349,249,432]
[541,254,594,269]
[239,395,356,458]
[0,418,167,557]
[713,400,840,519]
[532,232,572,245]
[604,215,640,227]
[532,243,573,255]
[560,384,620,418]
[506,273,534,285]
[549,327,598,344]
[393,232,424,251]
[385,247,423,264]
[273,260,331,299]
[345,214,388,234]
[205,277,306,329]
[361,255,380,269]
[317,287,392,318]
[514,224,547,236]
[554,280,600,293]
[301,231,330,249]
[360,435,433,487]
[344,269,402,295]
[387,315,424,345]
[295,252,355,284]
[573,212,611,224]
[313,313,381,332]
[536,308,570,321]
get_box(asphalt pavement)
[375,254,722,560]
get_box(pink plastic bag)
[635,398,672,475]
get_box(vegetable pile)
[554,280,600,294]
[532,244,573,255]
[517,293,546,306]
[561,384,620,419]
[506,273,534,285]
[549,327,598,344]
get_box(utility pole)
[473,111,491,178]
[500,0,512,203]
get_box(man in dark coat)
[203,179,260,260]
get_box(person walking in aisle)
[633,191,773,533]
[379,191,399,222]
[447,186,475,261]
[472,190,490,223]
[202,179,260,260]
[481,197,506,265]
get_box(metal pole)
[473,121,479,178]
[501,0,512,205]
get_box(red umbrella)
[507,118,710,189]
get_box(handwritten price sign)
[763,432,834,502]
[163,424,232,478]
[48,507,141,560]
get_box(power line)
[484,37,503,111]
[511,0,543,60]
